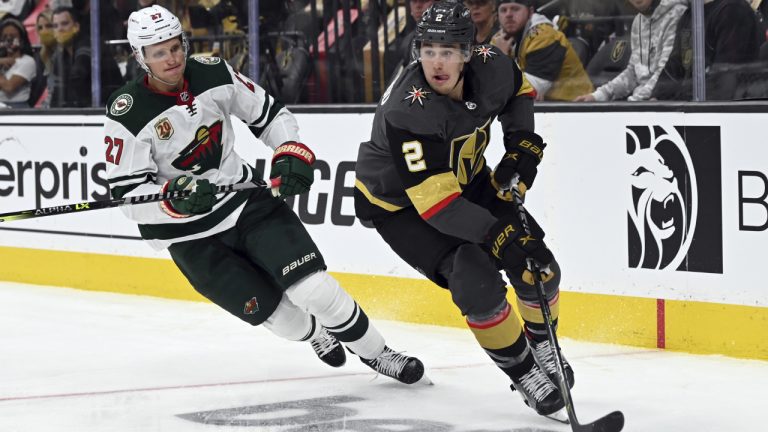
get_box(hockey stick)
[508,177,624,432]
[0,178,280,223]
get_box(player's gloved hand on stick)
[484,211,553,282]
[160,175,216,217]
[493,131,545,196]
[270,141,315,197]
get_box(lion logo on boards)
[244,297,259,315]
[171,119,224,175]
[110,94,133,116]
[193,56,221,65]
[154,117,174,140]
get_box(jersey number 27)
[105,136,123,165]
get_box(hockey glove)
[493,131,546,196]
[160,175,217,218]
[484,212,553,282]
[270,141,315,197]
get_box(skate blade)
[416,373,434,386]
[543,408,569,424]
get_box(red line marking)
[657,298,666,349]
[0,348,664,403]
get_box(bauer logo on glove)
[270,141,316,197]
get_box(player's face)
[498,3,531,36]
[143,37,186,85]
[420,42,466,96]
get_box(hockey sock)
[467,300,536,379]
[516,291,560,343]
[262,294,320,341]
[285,271,385,359]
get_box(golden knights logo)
[611,40,628,63]
[449,118,491,187]
[172,120,224,175]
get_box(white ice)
[0,281,765,432]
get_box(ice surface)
[0,282,765,432]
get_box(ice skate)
[530,338,574,389]
[510,363,565,416]
[359,346,430,385]
[309,327,346,367]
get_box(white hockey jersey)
[104,57,299,250]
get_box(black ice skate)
[359,346,428,384]
[309,327,346,367]
[530,339,575,389]
[510,363,565,416]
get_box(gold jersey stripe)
[405,171,462,219]
[354,179,404,212]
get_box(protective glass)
[416,42,471,64]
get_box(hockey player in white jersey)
[104,5,426,385]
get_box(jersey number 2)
[402,141,426,172]
[105,136,123,165]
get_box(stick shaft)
[0,178,278,223]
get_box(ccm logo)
[282,252,318,275]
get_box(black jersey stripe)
[249,99,285,138]
[137,191,250,240]
[108,171,157,185]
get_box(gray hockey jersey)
[104,57,299,250]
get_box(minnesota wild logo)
[171,120,224,175]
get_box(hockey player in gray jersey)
[104,5,425,385]
[355,1,573,417]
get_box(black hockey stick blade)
[574,410,624,432]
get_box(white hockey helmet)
[127,5,188,73]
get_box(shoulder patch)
[192,56,222,65]
[402,85,431,107]
[473,45,499,63]
[109,94,134,116]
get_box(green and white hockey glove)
[160,175,216,218]
[270,141,315,197]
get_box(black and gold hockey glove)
[160,175,217,218]
[270,141,315,197]
[492,131,545,196]
[484,212,553,282]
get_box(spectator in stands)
[48,7,122,107]
[0,0,34,21]
[0,17,35,108]
[465,0,498,44]
[652,0,762,100]
[36,11,55,75]
[491,0,593,101]
[574,0,688,102]
[390,0,436,74]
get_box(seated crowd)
[2,0,767,108]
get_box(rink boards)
[0,109,766,360]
